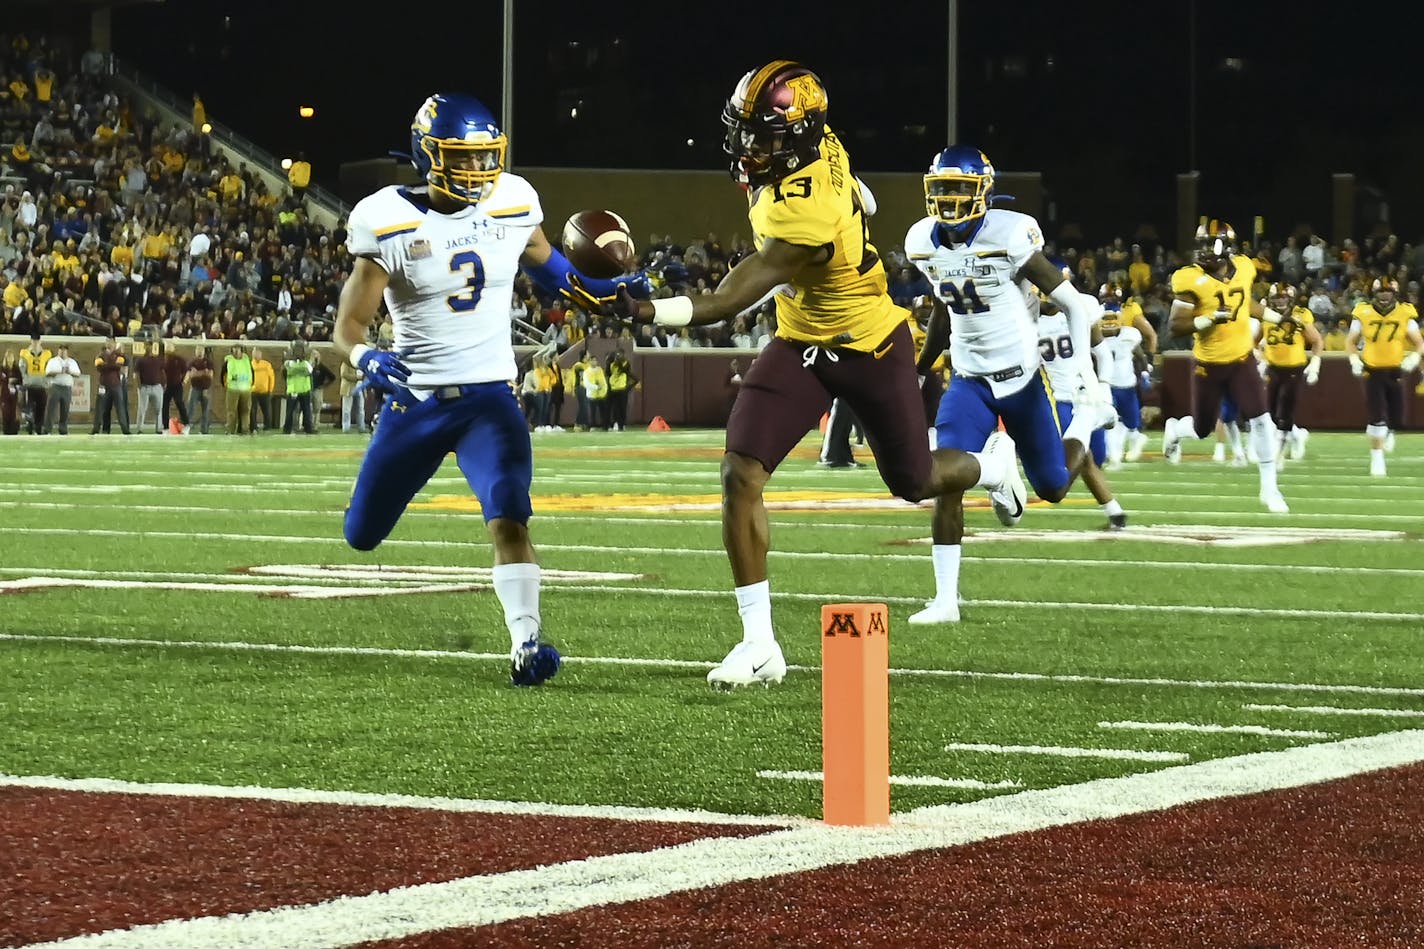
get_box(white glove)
[1262,308,1285,324]
[1193,315,1215,331]
[1304,355,1321,385]
[1349,353,1364,377]
[1256,358,1268,380]
[1403,351,1422,374]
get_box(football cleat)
[1106,513,1128,530]
[1259,489,1290,514]
[908,599,961,624]
[1288,427,1309,460]
[510,638,561,687]
[981,430,1027,526]
[1124,431,1149,462]
[707,639,787,689]
[1231,450,1249,468]
[1163,419,1183,464]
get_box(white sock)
[492,562,541,650]
[1102,498,1124,517]
[1371,448,1386,466]
[1062,409,1095,447]
[1258,460,1279,494]
[930,544,961,605]
[735,580,774,644]
[970,449,1003,489]
[1225,421,1243,454]
[1104,425,1125,461]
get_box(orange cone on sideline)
[647,415,671,432]
[820,602,890,826]
[168,417,184,434]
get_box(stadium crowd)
[2,29,1421,427]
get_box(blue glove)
[352,345,410,391]
[562,270,653,313]
[1139,369,1153,391]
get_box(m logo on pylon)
[866,611,887,636]
[823,611,861,637]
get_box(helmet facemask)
[419,136,505,206]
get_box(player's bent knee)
[483,478,533,524]
[721,452,769,499]
[343,511,386,552]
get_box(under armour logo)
[390,401,407,413]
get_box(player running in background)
[1093,281,1157,467]
[1161,220,1288,513]
[607,62,1025,686]
[1256,282,1322,462]
[903,145,1117,624]
[1346,276,1424,477]
[333,91,644,686]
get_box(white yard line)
[0,773,803,827]
[21,731,1424,948]
[1098,720,1332,739]
[1243,703,1424,719]
[756,770,1021,791]
[4,633,1422,699]
[942,742,1188,762]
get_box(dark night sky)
[43,1,1424,245]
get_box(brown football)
[561,210,637,279]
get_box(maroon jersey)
[188,356,214,390]
[163,353,188,386]
[135,353,165,386]
[93,347,126,388]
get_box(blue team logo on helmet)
[410,93,506,205]
[924,145,995,237]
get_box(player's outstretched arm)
[615,238,819,329]
[522,226,649,310]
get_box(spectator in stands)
[1307,282,1335,323]
[1127,245,1152,295]
[1278,235,1304,285]
[185,342,213,433]
[15,189,36,231]
[1323,318,1349,352]
[287,151,311,204]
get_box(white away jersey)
[1034,308,1081,401]
[346,173,543,387]
[904,209,1045,396]
[1095,306,1139,388]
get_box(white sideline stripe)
[5,566,1421,623]
[756,770,1021,791]
[943,742,1188,763]
[0,774,803,827]
[1098,720,1332,739]
[1244,703,1424,719]
[25,731,1424,948]
[6,633,1423,699]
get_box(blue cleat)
[510,639,561,687]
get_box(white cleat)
[1260,489,1290,514]
[1384,431,1396,454]
[1288,427,1309,460]
[1124,431,1149,462]
[1230,451,1249,468]
[1163,419,1183,464]
[707,639,787,689]
[908,599,961,624]
[981,430,1027,526]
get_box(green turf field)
[2,428,1421,818]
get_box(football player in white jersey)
[333,92,644,686]
[905,146,1117,624]
[1037,282,1127,528]
[1092,282,1157,467]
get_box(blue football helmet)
[722,60,828,188]
[410,93,506,205]
[924,145,995,236]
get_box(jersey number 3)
[447,250,486,311]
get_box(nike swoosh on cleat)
[751,660,769,674]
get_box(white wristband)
[651,296,694,327]
[349,343,371,369]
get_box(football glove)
[610,285,653,322]
[1304,355,1321,385]
[1256,358,1268,380]
[1402,351,1422,374]
[561,271,653,314]
[1349,353,1365,377]
[350,345,410,391]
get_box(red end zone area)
[0,787,778,946]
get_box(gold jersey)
[1262,307,1315,368]
[749,128,904,351]
[1352,300,1419,369]
[1170,255,1258,364]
